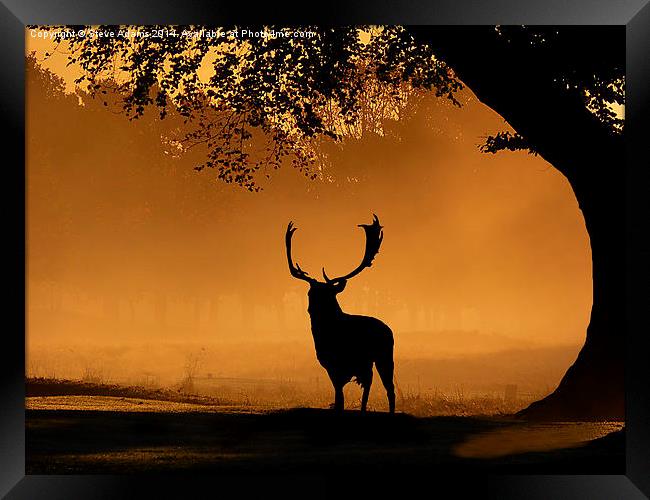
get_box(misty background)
[26,51,591,405]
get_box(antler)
[286,222,316,284]
[322,214,384,283]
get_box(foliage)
[480,131,538,156]
[33,25,462,190]
[30,25,623,186]
[493,26,625,134]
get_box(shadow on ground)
[26,407,624,474]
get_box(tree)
[35,25,625,419]
[407,26,624,420]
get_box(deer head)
[285,214,384,316]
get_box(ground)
[26,387,624,474]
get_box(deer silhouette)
[285,214,395,413]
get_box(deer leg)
[360,371,373,412]
[334,383,344,412]
[361,384,370,412]
[376,355,395,414]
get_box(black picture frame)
[3,1,649,497]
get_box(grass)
[26,377,540,416]
[26,377,233,407]
[396,387,539,417]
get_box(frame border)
[4,1,649,497]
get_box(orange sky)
[25,29,592,387]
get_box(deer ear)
[333,280,347,293]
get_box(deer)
[285,214,395,413]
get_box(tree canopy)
[32,25,623,192]
[34,26,465,190]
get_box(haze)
[26,35,591,403]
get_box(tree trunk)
[409,27,625,420]
[517,166,625,420]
